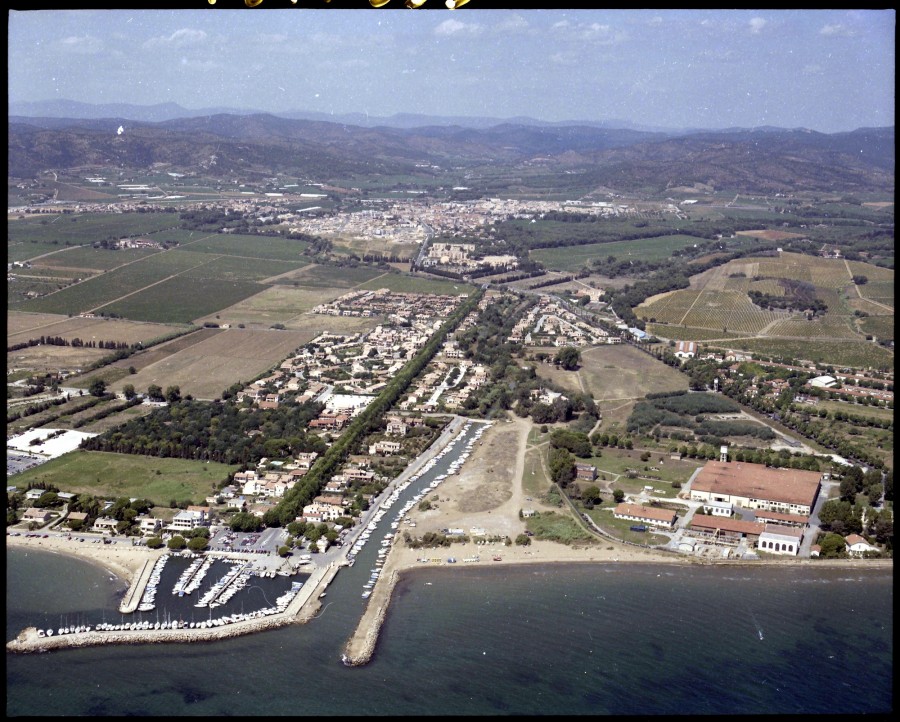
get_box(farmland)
[7,312,177,347]
[531,234,704,272]
[7,211,181,246]
[281,263,387,289]
[178,232,310,260]
[534,344,689,409]
[358,273,475,296]
[633,252,894,370]
[103,327,321,400]
[8,450,237,507]
[193,285,380,331]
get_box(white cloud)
[59,35,103,54]
[820,23,854,37]
[179,57,219,72]
[802,63,824,76]
[549,51,578,66]
[143,28,208,49]
[496,13,530,33]
[748,17,767,34]
[552,20,626,45]
[434,19,483,37]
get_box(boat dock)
[118,557,156,613]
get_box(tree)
[515,533,532,546]
[613,489,625,504]
[278,545,291,557]
[89,379,107,397]
[187,536,208,553]
[818,532,847,558]
[122,384,137,400]
[147,384,164,402]
[146,537,163,549]
[165,386,182,403]
[167,535,187,550]
[583,485,601,504]
[554,346,581,371]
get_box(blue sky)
[7,8,895,132]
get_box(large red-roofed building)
[690,460,822,516]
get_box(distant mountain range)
[7,103,894,194]
[7,98,679,133]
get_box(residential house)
[845,533,878,556]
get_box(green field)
[8,212,181,246]
[358,273,475,295]
[9,450,238,506]
[99,278,265,323]
[708,337,894,371]
[531,235,705,272]
[36,246,161,272]
[286,264,387,289]
[179,233,310,260]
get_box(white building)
[757,524,803,556]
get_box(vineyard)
[638,289,788,334]
[766,315,859,339]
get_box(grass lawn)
[9,450,238,506]
[521,445,551,498]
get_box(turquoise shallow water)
[6,548,892,716]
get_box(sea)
[6,546,893,716]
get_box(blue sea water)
[6,547,892,716]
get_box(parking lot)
[208,527,288,555]
[7,452,47,477]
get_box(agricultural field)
[11,249,215,315]
[530,234,704,272]
[8,312,178,347]
[74,403,158,435]
[645,325,744,342]
[857,315,894,342]
[9,450,238,507]
[33,246,161,272]
[178,232,310,261]
[193,285,370,329]
[330,236,421,261]
[639,289,789,334]
[708,337,894,371]
[634,253,894,370]
[358,273,475,296]
[765,315,860,340]
[535,344,689,405]
[104,327,321,400]
[284,263,388,289]
[8,345,112,376]
[7,211,182,246]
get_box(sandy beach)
[6,533,159,584]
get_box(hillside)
[7,114,894,194]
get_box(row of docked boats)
[137,554,170,612]
[351,421,492,599]
[172,556,213,597]
[195,562,249,608]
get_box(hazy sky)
[8,8,895,132]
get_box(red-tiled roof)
[613,502,676,523]
[689,515,765,536]
[693,460,821,507]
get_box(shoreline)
[6,533,157,585]
[6,531,891,657]
[338,534,892,665]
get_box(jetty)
[6,561,341,655]
[118,557,156,613]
